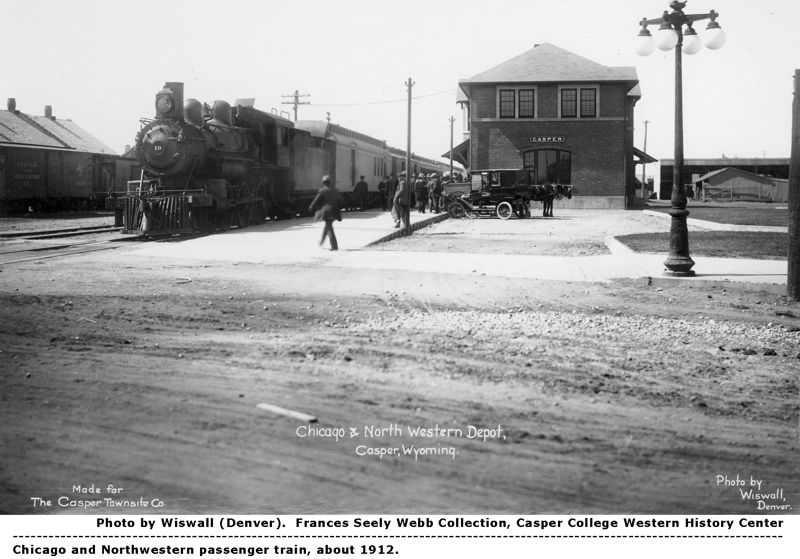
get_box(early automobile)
[446,169,572,219]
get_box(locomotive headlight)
[156,95,174,115]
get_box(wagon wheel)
[496,201,513,220]
[448,202,465,219]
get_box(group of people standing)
[377,172,444,234]
[413,173,445,215]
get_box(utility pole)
[642,120,650,199]
[788,69,800,300]
[404,77,414,235]
[449,116,455,180]
[281,90,310,122]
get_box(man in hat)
[428,173,442,214]
[354,175,369,211]
[308,175,342,250]
[414,173,428,214]
[377,176,388,210]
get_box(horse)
[529,183,573,217]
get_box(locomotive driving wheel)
[496,201,513,220]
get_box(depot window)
[523,149,572,184]
[518,89,535,118]
[497,87,537,119]
[499,90,515,118]
[560,86,597,118]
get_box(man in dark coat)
[378,176,388,210]
[414,174,428,214]
[354,175,369,210]
[308,175,342,250]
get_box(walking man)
[309,175,342,251]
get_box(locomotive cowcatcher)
[108,82,296,234]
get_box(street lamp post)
[642,119,650,199]
[636,1,725,276]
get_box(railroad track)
[0,226,210,266]
[0,223,121,240]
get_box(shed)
[694,167,783,202]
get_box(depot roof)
[459,43,638,94]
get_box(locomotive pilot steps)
[108,82,451,235]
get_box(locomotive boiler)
[115,82,297,234]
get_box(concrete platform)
[131,209,788,289]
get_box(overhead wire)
[312,88,456,107]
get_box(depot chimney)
[44,105,53,119]
[7,98,16,111]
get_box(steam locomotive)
[110,82,451,235]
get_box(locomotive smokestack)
[44,105,53,119]
[7,98,16,111]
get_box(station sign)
[529,136,565,143]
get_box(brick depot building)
[453,43,653,209]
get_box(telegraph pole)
[281,90,310,122]
[449,116,455,180]
[788,69,800,300]
[404,77,414,235]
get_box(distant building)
[447,43,655,209]
[659,157,790,200]
[0,98,135,212]
[693,167,788,203]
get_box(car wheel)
[496,201,512,220]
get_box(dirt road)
[0,214,797,514]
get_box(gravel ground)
[0,209,797,515]
[0,213,114,233]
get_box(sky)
[2,0,799,178]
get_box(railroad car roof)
[295,120,386,149]
[388,146,450,168]
[0,108,116,154]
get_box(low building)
[694,167,788,203]
[448,43,653,209]
[659,157,790,200]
